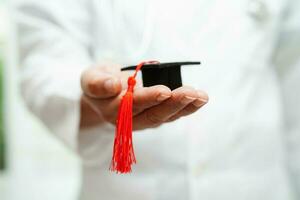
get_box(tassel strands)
[110,61,159,174]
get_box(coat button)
[193,162,208,177]
[247,0,269,22]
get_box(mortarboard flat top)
[121,61,201,90]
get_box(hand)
[80,64,208,130]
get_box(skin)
[80,64,209,130]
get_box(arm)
[14,0,209,151]
[273,0,300,196]
[14,0,92,149]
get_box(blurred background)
[0,0,299,199]
[0,0,81,199]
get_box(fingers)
[132,85,171,115]
[81,68,122,99]
[83,85,172,123]
[133,86,208,130]
[167,90,209,122]
[167,99,208,122]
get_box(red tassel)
[110,61,158,174]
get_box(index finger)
[90,85,172,116]
[132,85,172,115]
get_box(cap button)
[247,0,269,22]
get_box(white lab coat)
[13,0,300,199]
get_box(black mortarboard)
[121,61,201,90]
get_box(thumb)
[81,68,122,99]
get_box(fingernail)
[193,98,207,107]
[157,94,171,102]
[104,78,116,91]
[197,91,209,101]
[181,96,196,104]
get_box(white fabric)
[12,0,300,199]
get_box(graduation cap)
[121,61,201,90]
[110,61,201,174]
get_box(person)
[13,0,300,199]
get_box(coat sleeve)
[13,0,93,150]
[273,0,300,196]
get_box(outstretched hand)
[80,64,208,130]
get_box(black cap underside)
[121,61,201,90]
